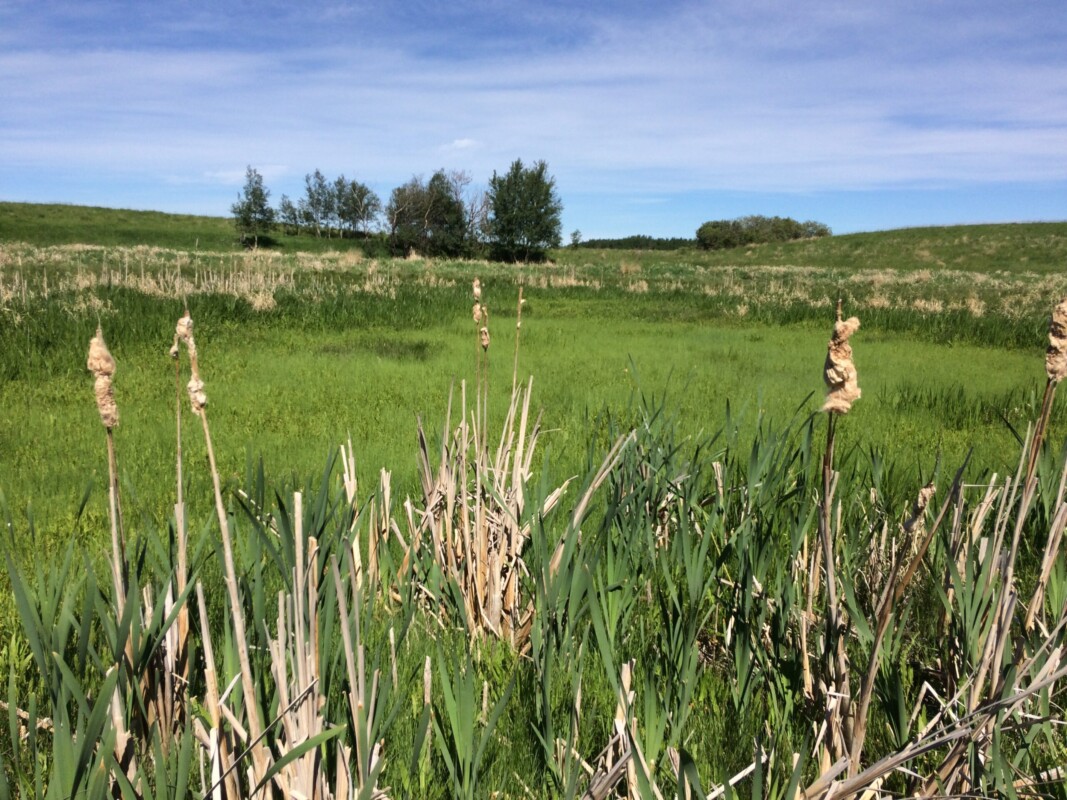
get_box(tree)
[335,176,382,236]
[277,194,300,235]
[299,169,335,237]
[386,170,468,257]
[487,159,562,262]
[231,166,275,248]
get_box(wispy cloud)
[1,0,1064,234]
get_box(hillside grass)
[4,200,1066,271]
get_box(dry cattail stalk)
[1046,297,1067,383]
[473,302,483,324]
[821,301,862,414]
[88,327,119,428]
[480,326,490,351]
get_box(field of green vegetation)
[1,203,1066,798]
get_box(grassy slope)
[3,199,1067,270]
[0,201,369,253]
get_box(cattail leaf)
[71,665,120,793]
[840,578,873,644]
[4,555,47,678]
[676,747,706,800]
[407,701,433,777]
[473,671,515,774]
[251,724,346,797]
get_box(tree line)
[696,215,831,250]
[231,161,563,262]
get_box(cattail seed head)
[472,278,482,301]
[473,303,483,324]
[175,313,196,358]
[903,482,936,534]
[87,328,119,428]
[479,326,490,351]
[187,378,207,414]
[1046,297,1067,383]
[821,301,862,414]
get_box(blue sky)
[1,0,1064,238]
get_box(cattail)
[480,326,490,351]
[187,378,208,413]
[473,302,483,324]
[472,277,482,301]
[175,312,196,360]
[903,482,936,534]
[173,312,207,414]
[821,301,862,414]
[1046,297,1067,383]
[88,327,119,428]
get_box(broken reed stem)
[512,285,524,398]
[1026,297,1067,486]
[171,324,190,685]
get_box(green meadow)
[1,204,1066,798]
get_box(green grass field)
[1,203,1066,798]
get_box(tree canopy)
[487,159,562,262]
[386,170,469,258]
[696,215,831,250]
[230,166,275,247]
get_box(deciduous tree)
[231,166,275,248]
[487,159,562,262]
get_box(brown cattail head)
[821,301,862,414]
[87,327,119,428]
[1046,297,1067,383]
[479,326,490,351]
[473,278,482,301]
[903,482,936,534]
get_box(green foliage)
[301,168,335,238]
[387,171,470,258]
[334,175,382,236]
[487,159,562,262]
[230,166,276,248]
[576,234,694,250]
[696,215,830,251]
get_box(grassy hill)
[2,200,1065,272]
[0,201,369,253]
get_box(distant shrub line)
[696,215,831,250]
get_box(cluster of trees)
[231,160,563,262]
[275,170,381,239]
[574,234,695,251]
[696,215,831,250]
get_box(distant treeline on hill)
[575,234,695,250]
[696,215,831,250]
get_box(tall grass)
[2,237,1067,796]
